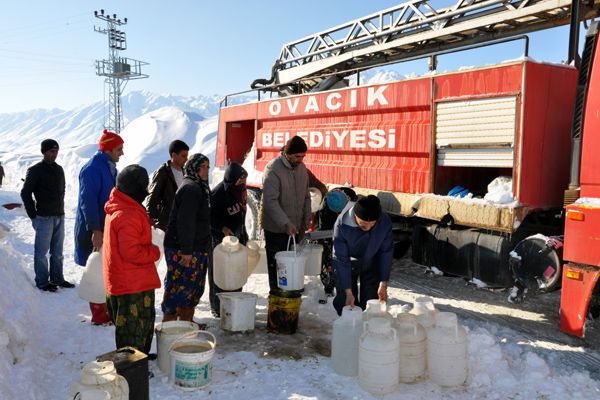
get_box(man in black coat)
[20,139,74,292]
[146,140,189,231]
[209,162,248,316]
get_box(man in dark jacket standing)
[21,139,74,292]
[0,161,5,187]
[261,135,311,292]
[332,195,393,316]
[209,162,248,316]
[146,140,189,231]
[75,129,124,324]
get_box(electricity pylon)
[94,9,148,133]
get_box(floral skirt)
[161,247,208,315]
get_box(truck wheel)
[511,235,563,292]
[245,190,261,240]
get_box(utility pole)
[94,9,148,133]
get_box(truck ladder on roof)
[256,0,600,94]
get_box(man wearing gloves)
[332,195,393,316]
[261,135,311,292]
[21,139,74,292]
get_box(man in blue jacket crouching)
[332,195,393,315]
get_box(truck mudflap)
[412,223,513,287]
[559,264,600,337]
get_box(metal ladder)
[257,0,600,94]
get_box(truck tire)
[245,189,261,240]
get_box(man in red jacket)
[103,165,161,355]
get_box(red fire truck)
[214,0,600,337]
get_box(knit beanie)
[99,129,124,151]
[353,195,381,222]
[224,162,247,184]
[116,165,149,205]
[283,135,308,155]
[41,139,59,154]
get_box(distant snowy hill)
[0,90,241,206]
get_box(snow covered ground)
[0,104,599,399]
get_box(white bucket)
[302,243,323,276]
[275,236,306,291]
[155,321,200,375]
[218,292,258,332]
[169,331,216,390]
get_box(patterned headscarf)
[183,153,209,183]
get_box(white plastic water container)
[427,312,468,387]
[246,240,260,275]
[331,306,363,376]
[68,361,128,400]
[73,389,111,400]
[275,236,307,291]
[395,313,427,383]
[218,292,258,332]
[302,243,323,276]
[410,296,438,330]
[78,251,106,304]
[155,321,200,375]
[359,317,400,395]
[252,240,268,274]
[364,300,393,321]
[213,236,248,290]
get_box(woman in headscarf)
[161,153,212,322]
[208,162,248,316]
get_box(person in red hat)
[75,129,124,325]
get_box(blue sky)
[0,0,578,113]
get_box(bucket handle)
[286,235,299,263]
[168,329,217,353]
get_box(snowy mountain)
[0,91,240,206]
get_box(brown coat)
[261,155,311,234]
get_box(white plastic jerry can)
[358,317,400,395]
[68,360,128,400]
[213,236,248,290]
[410,296,438,330]
[331,305,363,376]
[395,313,427,383]
[364,299,393,321]
[427,312,468,387]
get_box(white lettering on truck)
[267,85,389,116]
[261,129,396,150]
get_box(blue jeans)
[33,215,65,288]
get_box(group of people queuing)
[19,130,394,358]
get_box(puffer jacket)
[146,161,178,231]
[261,155,311,234]
[103,188,161,296]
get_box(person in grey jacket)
[261,135,311,292]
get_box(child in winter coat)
[103,165,161,355]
